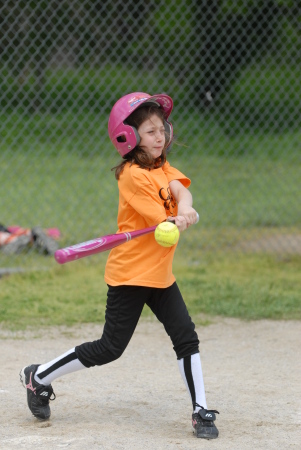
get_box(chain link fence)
[1,0,301,264]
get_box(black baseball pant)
[75,282,199,367]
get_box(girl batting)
[20,92,219,439]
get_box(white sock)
[178,353,207,412]
[35,348,85,385]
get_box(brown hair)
[111,105,170,180]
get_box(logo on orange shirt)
[159,187,177,215]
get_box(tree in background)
[0,0,300,125]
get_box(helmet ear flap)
[114,125,141,155]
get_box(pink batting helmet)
[108,92,173,157]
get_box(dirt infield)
[0,317,300,449]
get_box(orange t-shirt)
[104,161,191,288]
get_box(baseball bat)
[54,213,199,265]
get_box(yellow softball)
[154,221,179,247]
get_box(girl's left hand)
[175,206,199,231]
[169,212,198,231]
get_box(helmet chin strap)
[164,121,172,145]
[132,127,141,148]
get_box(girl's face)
[137,114,166,160]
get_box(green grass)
[176,252,301,320]
[0,250,300,331]
[0,259,108,330]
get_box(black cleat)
[192,405,219,439]
[20,364,56,420]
